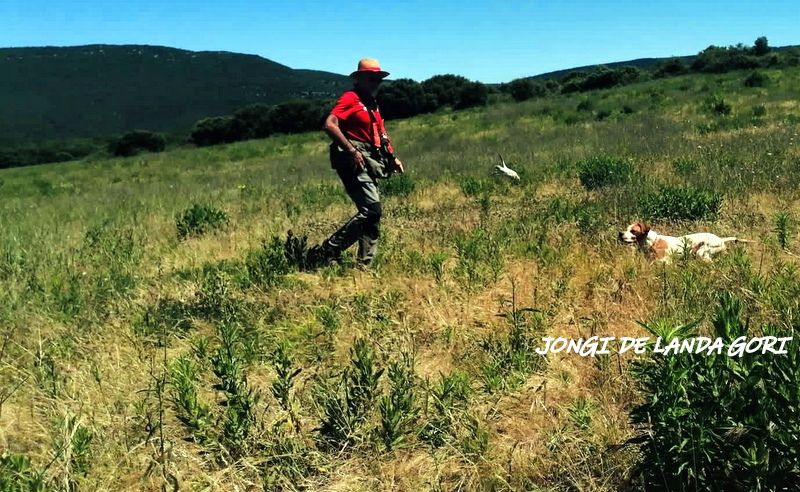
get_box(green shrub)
[453,228,505,287]
[506,78,546,102]
[175,204,229,239]
[110,130,166,157]
[454,81,489,110]
[211,322,261,453]
[704,94,732,115]
[640,185,722,221]
[576,99,594,112]
[421,74,470,108]
[479,302,546,393]
[134,298,193,342]
[578,155,633,190]
[672,157,698,176]
[270,341,301,414]
[245,236,290,288]
[595,109,612,121]
[0,451,45,491]
[378,356,419,451]
[630,294,800,490]
[193,267,241,321]
[459,176,495,197]
[428,251,448,283]
[378,173,416,197]
[190,116,244,147]
[379,79,437,119]
[170,355,212,443]
[52,414,94,484]
[419,371,481,453]
[774,211,792,249]
[315,338,384,451]
[743,71,769,87]
[653,57,688,77]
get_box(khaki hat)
[350,58,390,78]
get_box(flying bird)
[494,154,520,181]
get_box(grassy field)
[1,67,800,491]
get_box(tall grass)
[1,65,799,490]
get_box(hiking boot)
[304,244,341,270]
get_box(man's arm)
[323,114,364,171]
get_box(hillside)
[1,66,799,490]
[0,44,350,142]
[527,44,800,80]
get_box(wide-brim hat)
[350,58,390,78]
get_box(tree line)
[2,36,797,169]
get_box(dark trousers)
[322,165,382,265]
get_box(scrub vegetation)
[1,52,800,490]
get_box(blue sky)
[2,1,798,83]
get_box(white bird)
[494,154,520,181]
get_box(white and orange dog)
[618,222,751,263]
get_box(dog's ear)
[637,222,650,236]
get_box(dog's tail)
[721,237,753,244]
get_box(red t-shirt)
[330,90,394,153]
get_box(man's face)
[356,72,384,97]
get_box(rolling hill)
[0,44,351,142]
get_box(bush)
[314,338,384,451]
[576,99,594,112]
[653,57,688,78]
[110,130,166,157]
[0,451,45,490]
[640,185,722,221]
[454,81,489,110]
[507,78,546,102]
[743,71,769,88]
[233,103,274,139]
[595,109,612,121]
[190,116,244,147]
[460,176,495,197]
[631,294,800,490]
[379,79,436,119]
[0,138,100,169]
[561,66,641,93]
[245,236,290,288]
[691,44,762,73]
[754,36,770,56]
[378,173,416,197]
[269,100,329,134]
[175,204,230,239]
[578,155,633,190]
[672,157,698,176]
[704,94,732,115]
[421,74,470,108]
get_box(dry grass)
[1,66,800,491]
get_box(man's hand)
[349,147,366,171]
[393,157,405,174]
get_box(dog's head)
[618,222,651,244]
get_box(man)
[305,58,404,269]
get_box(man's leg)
[319,167,381,264]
